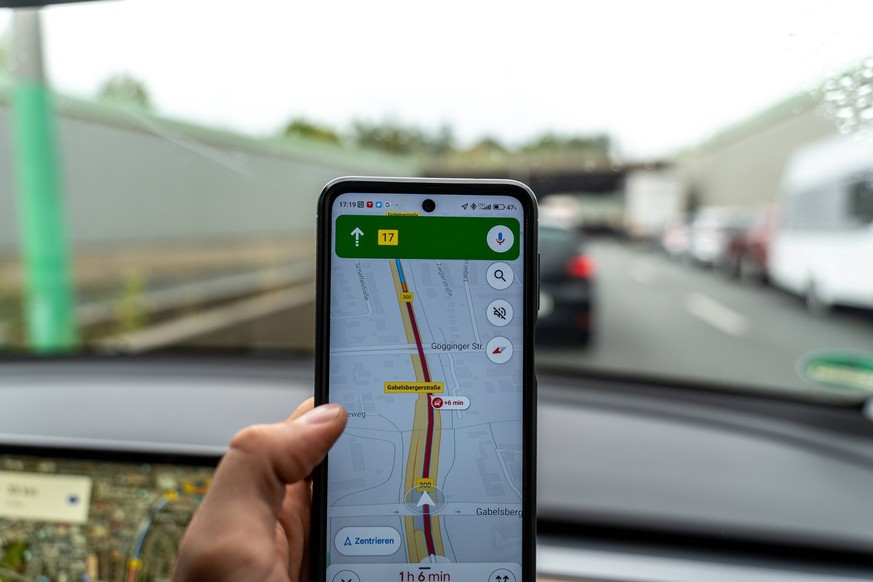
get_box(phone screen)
[325,192,526,582]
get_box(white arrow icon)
[417,491,435,507]
[351,227,364,247]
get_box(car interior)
[2,1,873,581]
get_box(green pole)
[10,8,78,351]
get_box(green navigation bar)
[336,215,520,260]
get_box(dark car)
[719,205,778,283]
[537,223,595,346]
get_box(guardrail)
[84,260,316,353]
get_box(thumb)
[226,402,346,489]
[188,403,347,549]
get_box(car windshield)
[1,0,873,407]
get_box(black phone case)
[312,177,538,582]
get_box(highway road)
[537,240,873,400]
[393,257,441,560]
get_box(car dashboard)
[1,356,871,582]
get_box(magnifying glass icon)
[487,263,514,290]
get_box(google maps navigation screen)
[327,193,526,582]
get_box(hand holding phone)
[313,178,537,582]
[174,399,347,582]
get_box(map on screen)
[326,194,525,581]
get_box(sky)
[2,0,873,158]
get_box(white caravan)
[769,135,873,312]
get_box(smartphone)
[313,177,537,582]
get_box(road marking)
[495,448,522,499]
[684,293,751,337]
[434,328,467,420]
[629,260,656,285]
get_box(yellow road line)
[390,258,445,560]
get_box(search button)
[486,262,514,290]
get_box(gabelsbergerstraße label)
[384,381,445,393]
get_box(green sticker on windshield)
[799,351,873,394]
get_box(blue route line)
[395,258,405,283]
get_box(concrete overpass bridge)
[424,154,669,198]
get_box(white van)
[770,135,873,313]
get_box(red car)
[720,205,778,282]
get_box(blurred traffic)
[1,75,873,397]
[1,2,873,401]
[535,128,873,396]
[645,133,873,317]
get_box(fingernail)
[299,403,342,425]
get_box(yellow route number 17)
[378,229,399,246]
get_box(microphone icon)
[487,225,513,254]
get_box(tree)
[350,119,456,155]
[283,117,341,144]
[521,132,611,153]
[423,123,456,155]
[98,73,152,110]
[351,119,423,155]
[466,136,507,154]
